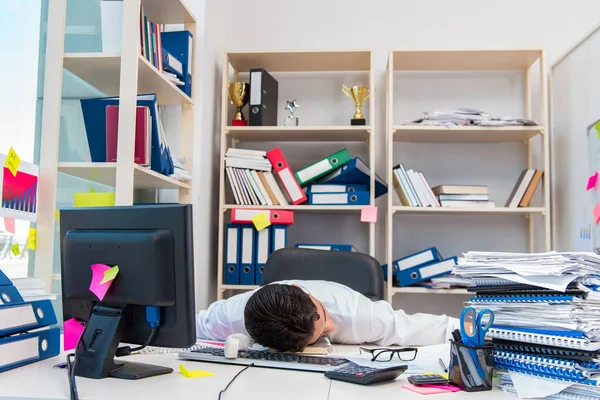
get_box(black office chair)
[260,247,384,301]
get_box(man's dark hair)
[244,284,319,352]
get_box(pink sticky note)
[402,384,453,395]
[360,206,378,223]
[89,263,112,301]
[63,318,85,351]
[3,218,15,234]
[422,384,462,392]
[588,172,599,190]
[594,204,600,224]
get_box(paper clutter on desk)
[179,364,214,378]
[63,318,85,351]
[89,263,113,301]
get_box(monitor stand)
[74,304,173,380]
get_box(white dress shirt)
[196,280,460,346]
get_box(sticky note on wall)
[588,172,598,190]
[73,192,115,207]
[594,203,600,224]
[27,228,36,250]
[4,147,21,177]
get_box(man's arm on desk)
[195,290,255,341]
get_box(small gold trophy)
[342,85,371,125]
[228,82,250,126]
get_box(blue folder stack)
[0,270,60,373]
[453,251,600,395]
[316,157,388,200]
[381,247,457,287]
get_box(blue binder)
[308,191,370,205]
[398,256,457,287]
[295,244,357,252]
[392,247,442,272]
[255,227,271,285]
[224,224,241,285]
[306,184,368,194]
[0,299,57,338]
[240,226,256,285]
[0,285,24,305]
[271,225,288,253]
[162,47,184,79]
[161,31,193,98]
[0,327,61,373]
[0,269,12,286]
[319,157,387,198]
[80,93,174,176]
[380,262,399,282]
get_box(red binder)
[266,148,307,205]
[231,209,294,225]
[105,105,151,165]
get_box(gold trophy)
[228,82,250,126]
[342,85,370,125]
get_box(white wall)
[192,0,600,316]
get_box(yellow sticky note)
[73,192,115,207]
[5,147,21,177]
[55,209,60,220]
[10,243,20,257]
[100,265,119,284]
[27,228,37,250]
[90,187,95,193]
[424,372,449,379]
[251,212,271,231]
[179,364,214,378]
[596,121,600,140]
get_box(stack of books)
[432,185,494,208]
[453,251,600,398]
[403,107,538,127]
[0,269,60,372]
[505,168,544,207]
[381,247,458,287]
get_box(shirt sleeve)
[357,294,460,346]
[195,291,254,341]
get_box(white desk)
[0,345,516,400]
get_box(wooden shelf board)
[63,53,193,105]
[392,49,542,71]
[223,204,366,212]
[391,287,470,295]
[393,206,546,215]
[221,285,259,291]
[58,162,191,190]
[225,126,371,142]
[393,125,544,142]
[227,50,371,72]
[141,0,196,24]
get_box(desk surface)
[0,345,516,400]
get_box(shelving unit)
[385,49,551,303]
[34,0,197,291]
[217,50,376,300]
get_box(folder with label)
[295,244,358,252]
[231,208,294,225]
[255,227,271,285]
[398,257,457,287]
[307,184,368,194]
[249,68,278,126]
[380,262,399,283]
[271,225,288,253]
[0,299,57,338]
[240,226,256,285]
[224,224,241,285]
[393,247,442,272]
[266,148,307,205]
[161,31,193,98]
[319,157,387,198]
[0,327,60,373]
[0,285,24,305]
[308,191,370,206]
[295,149,352,187]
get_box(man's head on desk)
[244,284,336,352]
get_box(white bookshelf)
[34,0,197,292]
[217,50,376,300]
[385,49,551,303]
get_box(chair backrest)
[260,247,384,301]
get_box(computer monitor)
[60,204,196,380]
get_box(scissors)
[460,307,494,346]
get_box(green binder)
[295,149,352,186]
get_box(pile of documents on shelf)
[453,251,600,399]
[405,108,538,127]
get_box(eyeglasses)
[359,347,418,362]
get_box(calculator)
[407,374,450,385]
[324,363,408,385]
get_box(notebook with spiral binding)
[469,294,580,303]
[487,326,600,351]
[493,340,599,361]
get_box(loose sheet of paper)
[252,212,271,231]
[509,370,572,398]
[360,206,378,223]
[89,263,112,301]
[63,318,85,351]
[489,273,579,292]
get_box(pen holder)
[448,340,494,392]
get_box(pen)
[53,362,67,369]
[438,358,448,373]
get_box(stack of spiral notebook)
[453,251,600,397]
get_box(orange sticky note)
[63,318,85,351]
[252,212,271,231]
[10,243,20,257]
[4,147,20,177]
[179,364,214,378]
[594,203,600,224]
[3,218,15,234]
[27,227,36,250]
[89,263,112,301]
[100,265,119,284]
[360,206,378,223]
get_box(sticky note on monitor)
[63,318,85,351]
[100,265,119,284]
[89,263,112,301]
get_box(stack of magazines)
[453,251,600,398]
[404,108,538,127]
